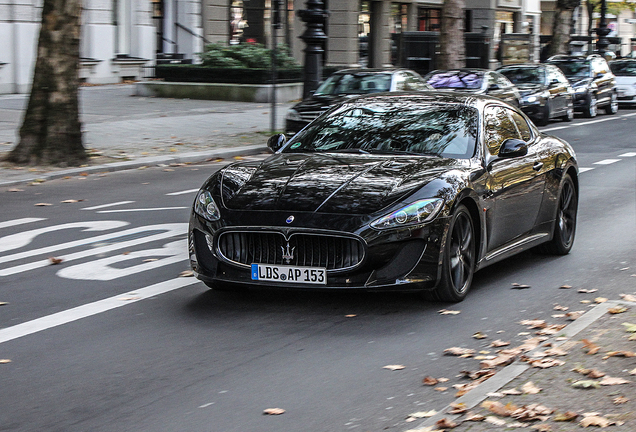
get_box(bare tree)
[547,0,581,57]
[438,0,466,70]
[7,0,86,166]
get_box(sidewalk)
[407,299,636,432]
[0,84,295,187]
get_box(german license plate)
[251,264,327,285]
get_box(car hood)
[218,153,458,214]
[569,77,593,88]
[615,76,636,85]
[516,83,545,96]
[293,94,350,112]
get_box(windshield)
[284,102,478,159]
[550,61,590,80]
[427,71,483,89]
[610,61,636,76]
[498,67,545,85]
[314,73,392,95]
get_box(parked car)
[285,68,431,134]
[189,92,578,302]
[497,64,574,125]
[544,54,618,117]
[609,58,636,105]
[424,69,520,107]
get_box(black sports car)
[189,93,578,302]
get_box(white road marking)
[57,240,187,281]
[594,159,621,165]
[166,188,199,196]
[0,218,46,230]
[579,167,595,173]
[96,207,187,213]
[542,112,636,132]
[0,277,201,345]
[0,221,130,254]
[0,223,187,276]
[81,201,135,210]
[619,152,636,157]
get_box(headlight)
[371,198,444,230]
[194,190,221,221]
[286,109,302,121]
[574,87,587,94]
[525,96,537,103]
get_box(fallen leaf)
[527,358,565,368]
[521,381,542,394]
[510,404,553,421]
[79,172,89,177]
[35,203,52,206]
[586,369,606,379]
[603,350,636,359]
[444,347,475,356]
[407,410,437,419]
[552,314,566,318]
[519,319,546,328]
[536,324,566,335]
[481,400,518,417]
[48,257,63,265]
[60,199,83,203]
[0,359,11,364]
[594,297,608,303]
[8,188,24,192]
[0,302,8,306]
[480,352,516,369]
[566,311,585,320]
[345,314,356,318]
[622,322,636,333]
[613,396,629,404]
[600,376,630,385]
[486,392,504,398]
[554,305,569,311]
[572,380,601,389]
[580,415,612,427]
[448,403,468,414]
[511,283,531,289]
[438,309,461,315]
[620,294,636,302]
[559,285,572,289]
[143,258,158,262]
[578,289,598,294]
[383,364,405,371]
[473,332,488,339]
[502,388,522,395]
[463,411,485,421]
[544,346,568,356]
[435,418,458,429]
[179,270,194,277]
[119,296,140,301]
[434,386,448,392]
[484,416,507,426]
[608,306,628,314]
[422,376,438,386]
[491,339,510,347]
[437,377,449,382]
[263,408,285,415]
[553,411,578,421]
[582,339,600,355]
[630,368,636,375]
[531,424,552,432]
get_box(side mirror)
[267,133,287,153]
[498,138,528,158]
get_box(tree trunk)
[548,0,581,57]
[7,0,86,166]
[439,0,466,70]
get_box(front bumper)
[617,86,636,104]
[189,209,447,292]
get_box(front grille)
[217,231,365,271]
[299,110,324,122]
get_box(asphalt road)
[0,109,635,432]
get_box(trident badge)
[281,242,295,264]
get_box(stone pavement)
[0,83,295,187]
[407,298,636,432]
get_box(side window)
[553,68,568,84]
[508,109,532,141]
[393,73,407,91]
[404,72,425,90]
[496,73,511,88]
[484,105,521,155]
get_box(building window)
[418,8,441,32]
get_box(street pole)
[595,0,610,56]
[270,0,282,134]
[298,0,328,100]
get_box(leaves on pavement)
[582,339,600,355]
[620,293,636,302]
[472,332,487,339]
[383,364,405,371]
[613,396,629,404]
[438,309,461,315]
[571,380,601,389]
[622,322,636,333]
[444,347,475,357]
[422,376,438,386]
[578,288,598,294]
[179,270,194,277]
[599,376,631,385]
[521,381,542,394]
[263,408,285,415]
[491,339,510,347]
[579,414,612,427]
[553,411,578,421]
[48,257,63,265]
[435,418,458,429]
[0,359,11,364]
[607,305,628,314]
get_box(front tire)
[562,103,574,122]
[428,204,475,302]
[536,102,551,126]
[584,94,597,118]
[539,175,577,255]
[605,92,618,115]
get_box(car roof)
[331,68,413,75]
[335,91,508,110]
[498,64,547,69]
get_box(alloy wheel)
[557,179,577,248]
[448,212,475,294]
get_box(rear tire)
[584,94,597,118]
[538,175,577,255]
[536,102,550,126]
[425,204,475,302]
[562,103,574,122]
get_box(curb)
[409,300,633,431]
[0,144,268,188]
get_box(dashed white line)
[81,201,135,210]
[97,207,188,213]
[594,159,621,165]
[0,277,200,345]
[542,112,636,132]
[579,167,594,173]
[619,152,636,157]
[0,218,46,230]
[166,188,199,196]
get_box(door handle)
[533,162,543,171]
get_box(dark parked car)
[285,68,430,134]
[497,64,574,125]
[545,54,618,117]
[189,93,578,302]
[609,59,636,105]
[424,69,520,107]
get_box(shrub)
[199,42,299,69]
